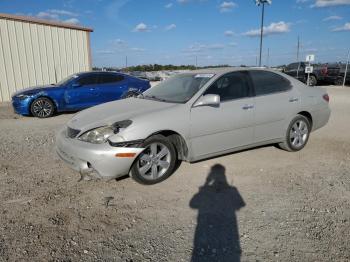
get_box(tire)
[278,115,311,152]
[122,91,139,99]
[130,135,178,185]
[30,97,55,118]
[334,77,343,86]
[308,75,317,86]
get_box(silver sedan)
[56,68,331,184]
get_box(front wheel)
[279,115,311,152]
[30,97,55,118]
[130,135,178,185]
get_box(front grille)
[66,127,80,138]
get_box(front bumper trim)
[56,128,144,179]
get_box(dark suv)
[284,62,349,86]
[283,62,322,86]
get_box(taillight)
[323,94,329,102]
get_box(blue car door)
[64,74,100,110]
[97,73,129,102]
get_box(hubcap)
[290,120,309,148]
[32,99,53,117]
[137,142,171,180]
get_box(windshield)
[142,73,214,103]
[56,74,79,86]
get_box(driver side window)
[203,71,250,102]
[77,75,99,86]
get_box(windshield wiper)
[143,95,169,102]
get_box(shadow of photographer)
[190,164,245,262]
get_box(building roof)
[0,13,93,32]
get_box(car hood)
[12,85,60,96]
[67,97,178,132]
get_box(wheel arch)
[30,95,58,112]
[146,130,189,161]
[297,111,313,129]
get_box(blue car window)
[99,74,124,84]
[77,75,99,86]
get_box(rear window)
[249,71,291,96]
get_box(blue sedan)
[11,71,151,118]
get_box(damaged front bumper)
[56,128,144,180]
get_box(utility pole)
[195,55,198,69]
[125,56,128,69]
[255,0,271,67]
[343,49,350,87]
[296,36,300,62]
[267,47,270,68]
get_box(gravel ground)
[0,86,349,262]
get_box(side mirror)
[193,94,220,108]
[71,83,81,88]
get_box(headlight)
[78,120,132,144]
[15,94,32,100]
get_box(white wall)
[0,18,91,102]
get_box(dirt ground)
[0,86,349,262]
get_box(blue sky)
[1,0,350,67]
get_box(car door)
[97,73,129,102]
[190,71,255,158]
[286,63,304,82]
[249,70,300,143]
[64,74,100,110]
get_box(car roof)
[189,66,278,76]
[76,71,127,77]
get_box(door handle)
[289,98,299,102]
[242,104,254,110]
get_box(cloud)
[243,21,290,37]
[224,30,235,37]
[228,42,237,47]
[207,44,225,50]
[332,22,350,31]
[177,0,189,3]
[37,12,59,20]
[165,23,177,31]
[323,15,342,21]
[133,22,149,32]
[183,43,225,53]
[296,0,310,3]
[96,50,115,55]
[219,1,237,12]
[47,9,78,17]
[130,47,145,52]
[165,3,173,8]
[312,0,350,7]
[35,9,80,24]
[63,18,80,24]
[111,39,127,47]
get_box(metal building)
[0,13,93,102]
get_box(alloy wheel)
[137,142,171,180]
[290,120,309,148]
[32,99,53,118]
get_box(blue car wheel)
[30,97,55,118]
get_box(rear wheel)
[130,135,177,185]
[334,77,343,86]
[30,97,55,118]
[279,115,311,152]
[308,75,317,86]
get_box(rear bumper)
[311,106,331,131]
[56,128,144,179]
